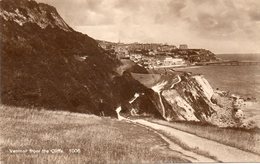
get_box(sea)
[175,53,260,127]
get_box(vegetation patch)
[0,105,189,163]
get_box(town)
[98,40,218,69]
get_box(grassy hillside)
[117,59,149,75]
[0,105,188,163]
[131,73,161,88]
[0,0,169,120]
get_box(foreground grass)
[149,119,260,155]
[0,105,188,164]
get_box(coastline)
[183,65,260,127]
[144,58,260,127]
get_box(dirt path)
[151,81,168,119]
[157,92,166,118]
[116,110,215,162]
[133,121,217,162]
[132,119,260,162]
[170,75,181,89]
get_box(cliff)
[130,72,253,128]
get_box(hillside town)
[98,40,217,69]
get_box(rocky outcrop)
[171,74,215,121]
[131,72,251,128]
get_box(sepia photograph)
[1,0,260,163]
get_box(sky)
[36,0,260,54]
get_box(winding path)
[157,91,166,119]
[151,81,168,119]
[132,120,216,162]
[152,75,182,120]
[133,119,260,162]
[170,75,181,89]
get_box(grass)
[0,105,188,164]
[131,72,183,90]
[148,119,260,155]
[131,73,161,88]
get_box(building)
[179,44,188,49]
[163,57,185,66]
[160,45,177,52]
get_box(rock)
[211,93,220,105]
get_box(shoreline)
[151,66,260,128]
